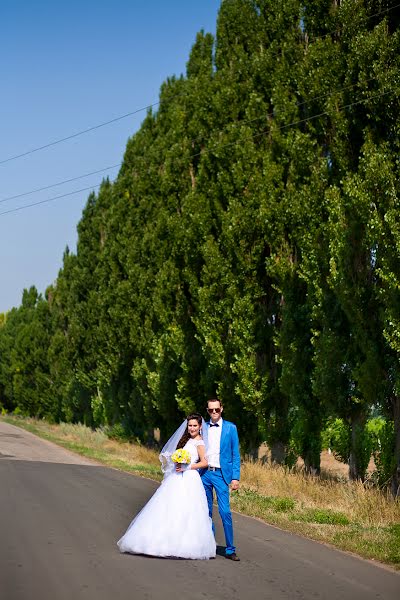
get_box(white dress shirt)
[207,418,223,468]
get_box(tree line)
[1,0,399,494]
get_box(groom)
[201,398,241,561]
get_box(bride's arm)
[190,443,208,470]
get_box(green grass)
[233,488,295,513]
[331,523,400,566]
[292,508,350,526]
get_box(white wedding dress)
[117,438,216,559]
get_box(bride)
[117,413,216,559]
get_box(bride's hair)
[176,413,203,449]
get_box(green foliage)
[368,419,396,487]
[322,416,396,486]
[322,418,351,464]
[104,422,139,443]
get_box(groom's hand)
[231,479,240,491]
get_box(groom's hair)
[207,398,222,407]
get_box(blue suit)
[201,419,240,555]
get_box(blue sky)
[0,1,220,312]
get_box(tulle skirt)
[117,469,216,559]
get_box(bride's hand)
[176,464,189,472]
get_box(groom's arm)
[231,424,241,484]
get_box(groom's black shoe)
[225,553,240,561]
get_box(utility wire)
[302,1,400,44]
[0,185,102,216]
[0,101,163,166]
[0,75,382,206]
[0,163,121,205]
[190,87,398,160]
[356,1,400,21]
[1,86,397,218]
[0,2,397,168]
[195,74,382,141]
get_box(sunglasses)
[207,407,221,414]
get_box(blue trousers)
[201,469,235,555]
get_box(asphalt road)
[0,421,399,600]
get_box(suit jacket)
[206,419,241,485]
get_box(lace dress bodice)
[183,438,205,465]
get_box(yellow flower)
[171,449,191,464]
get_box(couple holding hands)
[117,398,241,561]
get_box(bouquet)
[171,448,191,465]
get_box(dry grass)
[2,415,399,568]
[241,461,399,528]
[56,421,160,468]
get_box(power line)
[1,86,397,218]
[359,1,400,21]
[0,100,164,166]
[0,3,397,169]
[190,87,398,161]
[0,185,102,217]
[303,1,400,44]
[0,75,381,207]
[200,74,381,141]
[0,163,121,205]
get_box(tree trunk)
[270,440,286,464]
[304,453,320,476]
[240,414,261,461]
[348,410,367,481]
[301,408,322,475]
[243,446,260,461]
[391,394,400,499]
[269,395,290,465]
